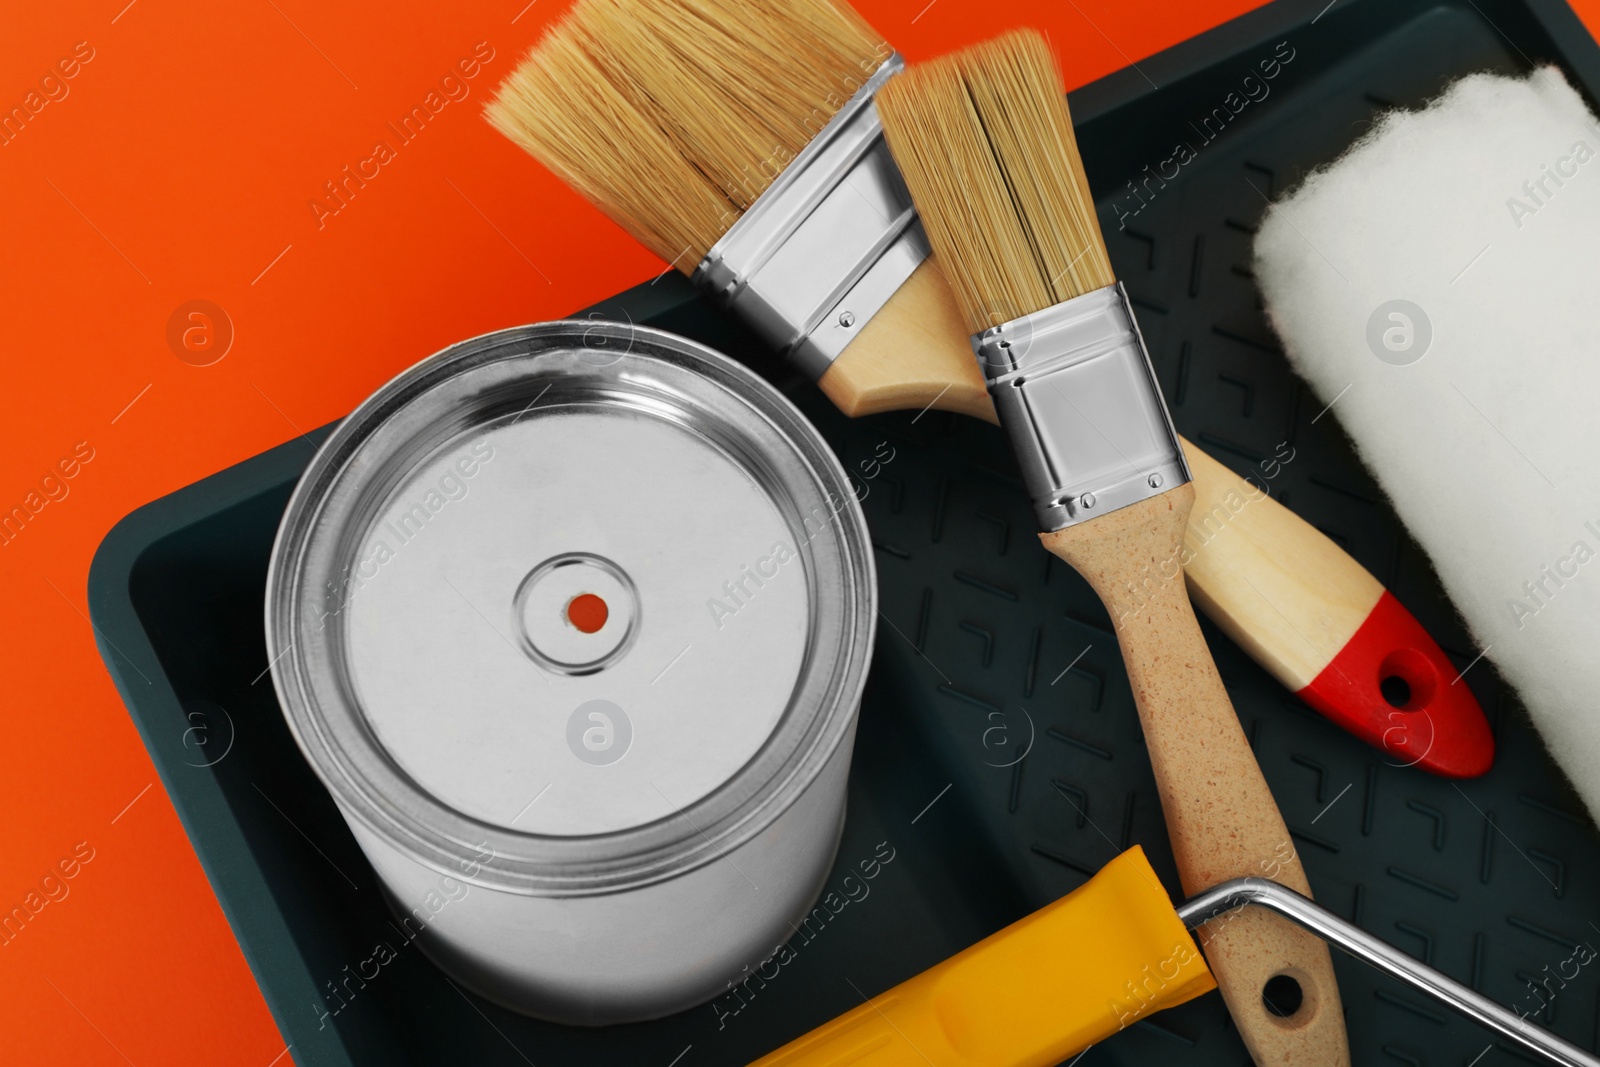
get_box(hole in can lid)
[566,593,609,634]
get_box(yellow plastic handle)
[752,847,1215,1067]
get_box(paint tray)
[88,0,1600,1062]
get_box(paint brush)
[873,30,1348,1064]
[484,0,1492,778]
[486,0,993,420]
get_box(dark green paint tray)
[88,0,1600,1062]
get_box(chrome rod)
[1178,879,1600,1067]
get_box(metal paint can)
[266,321,876,1025]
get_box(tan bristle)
[485,21,728,268]
[875,30,1114,334]
[486,0,890,269]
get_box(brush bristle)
[487,0,890,270]
[875,30,1113,334]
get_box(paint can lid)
[266,321,875,892]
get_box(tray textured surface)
[88,0,1600,1063]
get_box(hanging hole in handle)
[1262,973,1305,1019]
[1378,648,1439,712]
[1379,674,1411,708]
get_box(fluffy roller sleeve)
[1254,67,1600,822]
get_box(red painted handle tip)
[1297,592,1494,778]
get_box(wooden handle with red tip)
[1180,443,1495,778]
[1042,485,1350,1067]
[820,267,1494,776]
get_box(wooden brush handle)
[1179,440,1381,688]
[817,256,994,422]
[823,267,1494,776]
[1178,441,1494,777]
[1042,485,1349,1067]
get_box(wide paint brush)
[873,31,1346,1064]
[485,0,1492,778]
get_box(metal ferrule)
[693,54,928,381]
[974,283,1189,532]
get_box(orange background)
[3,0,1596,1063]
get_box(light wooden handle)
[1180,440,1495,777]
[821,265,1462,762]
[1042,486,1349,1067]
[819,259,1383,692]
[1179,439,1382,690]
[819,261,1381,686]
[817,256,995,422]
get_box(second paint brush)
[875,31,1348,1065]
